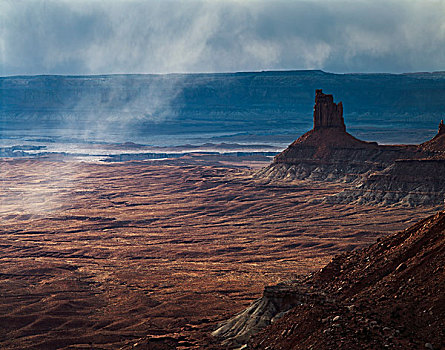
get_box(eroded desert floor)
[0,159,439,349]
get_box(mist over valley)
[1,0,444,348]
[2,70,445,162]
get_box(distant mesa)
[256,89,445,206]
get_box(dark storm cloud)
[1,0,444,75]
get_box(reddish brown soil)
[250,212,445,350]
[0,159,438,349]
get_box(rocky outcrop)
[313,89,345,131]
[439,120,444,135]
[330,159,445,206]
[211,283,307,349]
[420,120,445,154]
[256,90,445,206]
[262,90,418,183]
[217,211,445,349]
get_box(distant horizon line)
[2,69,445,79]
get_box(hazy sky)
[1,0,444,76]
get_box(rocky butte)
[213,90,445,349]
[256,89,445,206]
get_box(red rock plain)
[0,159,438,349]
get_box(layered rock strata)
[331,159,445,206]
[256,90,445,206]
[211,283,308,348]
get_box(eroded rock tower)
[313,89,345,131]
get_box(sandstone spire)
[313,89,345,132]
[439,120,444,135]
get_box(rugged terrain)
[2,87,444,349]
[214,93,445,347]
[0,159,438,349]
[257,90,445,206]
[227,209,444,350]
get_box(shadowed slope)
[332,124,445,206]
[420,119,445,153]
[249,210,444,349]
[215,210,444,349]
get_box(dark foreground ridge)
[213,210,445,349]
[256,90,445,206]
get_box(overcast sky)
[1,0,444,76]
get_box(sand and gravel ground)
[0,159,438,349]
